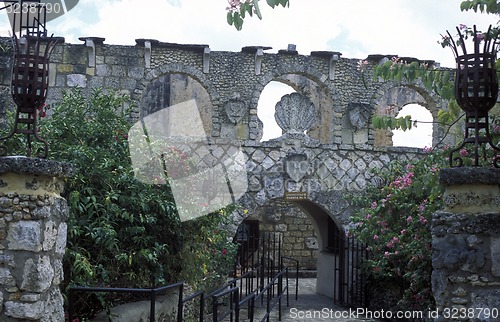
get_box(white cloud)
[0,0,495,67]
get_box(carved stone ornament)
[225,99,247,124]
[275,93,317,134]
[285,153,309,182]
[347,102,372,130]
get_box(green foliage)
[461,0,500,14]
[179,207,238,292]
[350,149,447,311]
[34,89,237,318]
[372,115,413,131]
[227,0,289,30]
[372,58,455,99]
[40,89,180,300]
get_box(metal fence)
[67,232,299,322]
[333,233,368,308]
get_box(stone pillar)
[432,168,500,322]
[0,157,73,321]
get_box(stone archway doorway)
[234,197,351,300]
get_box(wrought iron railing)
[68,282,184,322]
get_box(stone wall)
[0,37,448,146]
[249,201,318,270]
[0,157,72,321]
[432,168,500,322]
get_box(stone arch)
[236,191,349,230]
[136,64,220,135]
[392,104,434,148]
[257,81,295,141]
[369,81,445,147]
[136,63,219,104]
[252,65,338,144]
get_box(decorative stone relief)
[285,153,309,182]
[225,99,247,124]
[275,93,317,134]
[347,102,372,130]
[442,191,500,212]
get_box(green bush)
[28,89,237,318]
[350,149,446,312]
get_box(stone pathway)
[249,278,381,322]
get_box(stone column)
[0,157,73,321]
[432,168,500,322]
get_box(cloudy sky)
[0,0,496,145]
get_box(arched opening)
[140,73,212,135]
[392,104,433,148]
[257,81,295,141]
[233,198,354,300]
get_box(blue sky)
[0,0,496,146]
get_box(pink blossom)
[387,242,394,249]
[222,249,227,255]
[419,216,428,225]
[475,33,485,42]
[459,24,467,30]
[493,125,500,134]
[371,201,377,209]
[401,229,407,235]
[423,146,433,153]
[357,60,369,71]
[373,235,379,241]
[384,251,390,259]
[389,172,414,189]
[406,216,413,224]
[459,149,468,157]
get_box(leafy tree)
[226,0,289,30]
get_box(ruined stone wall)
[0,37,448,146]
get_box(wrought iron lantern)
[447,25,500,167]
[0,0,61,158]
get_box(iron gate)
[333,231,368,308]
